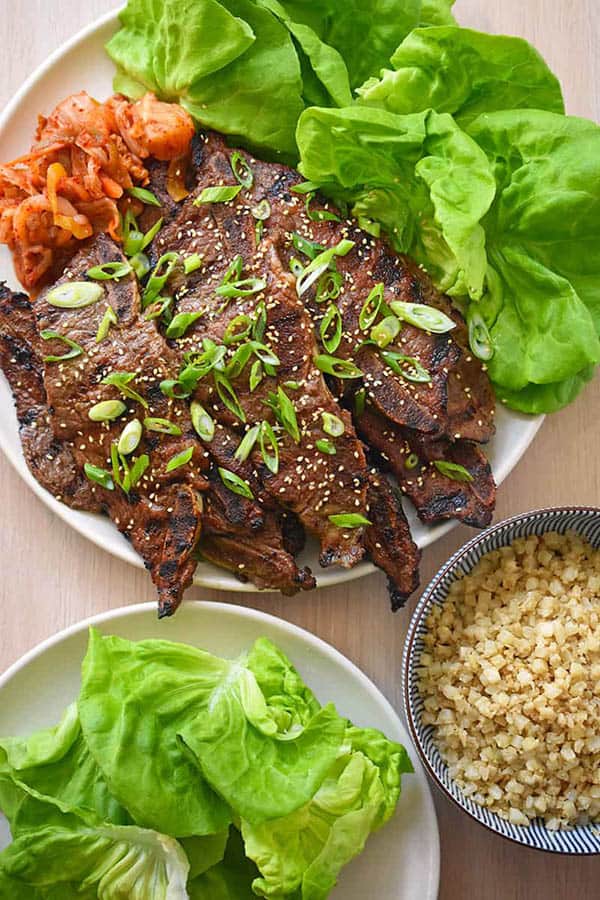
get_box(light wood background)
[1,1,599,896]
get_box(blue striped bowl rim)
[403,507,600,855]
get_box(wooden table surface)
[1,1,599,896]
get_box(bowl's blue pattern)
[403,507,600,854]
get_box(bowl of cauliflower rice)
[403,507,600,854]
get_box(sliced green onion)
[250,341,280,367]
[291,180,321,195]
[221,255,243,285]
[291,232,325,260]
[88,399,126,422]
[255,219,264,244]
[320,304,343,354]
[230,152,253,188]
[194,185,242,205]
[110,441,122,489]
[249,359,264,392]
[405,453,419,470]
[127,453,150,489]
[252,301,267,341]
[160,379,189,399]
[289,257,304,278]
[224,314,252,345]
[46,282,103,309]
[140,217,163,252]
[214,372,246,422]
[84,462,114,490]
[190,402,215,442]
[143,417,182,436]
[166,446,194,472]
[124,229,144,258]
[226,342,254,379]
[371,315,401,349]
[316,438,336,455]
[118,418,143,456]
[234,424,260,462]
[354,388,366,417]
[216,277,266,299]
[305,193,340,223]
[218,467,254,500]
[433,460,474,482]
[101,371,148,408]
[269,387,300,443]
[468,308,494,362]
[144,296,172,321]
[328,513,371,528]
[259,421,279,474]
[184,253,203,275]
[251,198,271,220]
[87,261,132,281]
[284,380,300,390]
[142,252,179,307]
[315,270,343,304]
[40,329,84,362]
[296,240,354,297]
[130,253,151,279]
[165,310,204,339]
[390,300,456,334]
[322,411,345,437]
[127,186,161,207]
[264,362,277,377]
[359,283,384,330]
[315,354,362,379]
[381,352,431,383]
[357,216,381,238]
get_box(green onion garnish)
[296,240,354,297]
[249,359,264,392]
[284,380,300,390]
[226,342,254,379]
[359,283,384,330]
[110,442,122,489]
[88,399,127,422]
[320,304,342,354]
[40,329,84,362]
[127,186,161,207]
[216,277,266,299]
[315,354,362,379]
[328,513,372,528]
[144,296,172,322]
[214,371,246,422]
[468,309,494,361]
[371,315,401,349]
[316,438,336,455]
[230,152,254,188]
[165,310,204,339]
[252,301,267,341]
[292,233,325,260]
[433,460,474,482]
[224,314,253,345]
[122,208,143,257]
[353,388,366,418]
[126,453,150,490]
[405,453,419,470]
[267,387,300,443]
[390,300,456,334]
[305,193,340,223]
[87,261,132,281]
[250,341,280,368]
[259,421,279,474]
[357,216,381,238]
[251,198,271,221]
[218,467,254,500]
[255,220,264,244]
[143,417,182,436]
[315,270,343,304]
[291,180,321,195]
[221,255,243,285]
[140,217,163,252]
[190,402,215,442]
[142,253,179,307]
[380,352,431,383]
[234,424,260,463]
[184,254,203,275]
[84,463,114,490]
[322,411,345,437]
[117,418,143,456]
[130,253,151,279]
[194,185,242,205]
[46,282,103,309]
[166,446,194,472]
[101,371,148,409]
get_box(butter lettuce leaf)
[297,105,495,298]
[466,110,600,398]
[419,0,456,26]
[357,27,564,126]
[106,0,255,99]
[242,725,412,899]
[189,829,259,899]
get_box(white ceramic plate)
[0,10,544,592]
[0,601,440,898]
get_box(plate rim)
[0,599,441,898]
[0,7,544,592]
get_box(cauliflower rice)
[418,531,600,829]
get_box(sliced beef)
[33,234,211,616]
[364,471,420,610]
[357,403,496,529]
[0,284,100,511]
